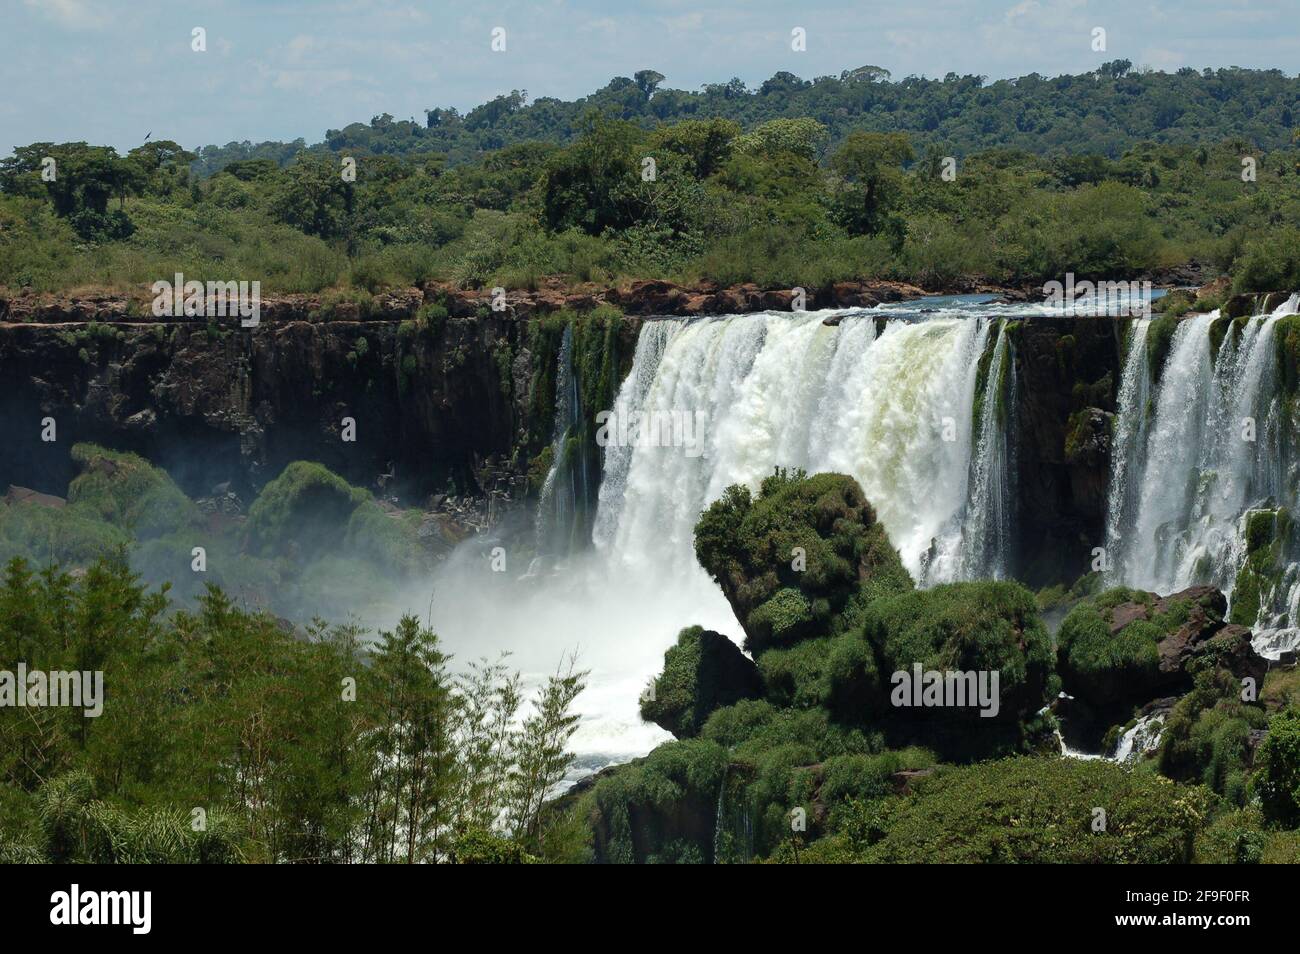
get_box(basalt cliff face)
[0,297,580,508]
[1009,314,1125,586]
[1,283,1127,587]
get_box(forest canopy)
[2,64,1299,299]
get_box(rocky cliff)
[0,289,639,509]
[1009,315,1127,586]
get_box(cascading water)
[958,320,1016,580]
[1103,316,1152,573]
[595,309,1001,586]
[534,323,593,563]
[1107,294,1300,657]
[1112,713,1166,764]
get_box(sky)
[2,0,1298,157]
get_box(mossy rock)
[694,469,913,654]
[244,461,423,577]
[1155,668,1267,801]
[245,461,371,556]
[1230,507,1291,627]
[640,626,762,739]
[1058,585,1265,746]
[850,581,1055,756]
[67,443,201,540]
[576,738,729,864]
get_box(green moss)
[344,499,425,576]
[0,498,132,567]
[639,626,762,738]
[969,323,1011,437]
[820,748,936,810]
[747,587,814,645]
[582,738,729,864]
[1157,669,1267,801]
[1254,707,1300,827]
[1146,311,1180,380]
[1057,594,1163,706]
[526,446,555,495]
[1054,333,1076,377]
[855,580,1054,745]
[522,306,624,543]
[1063,409,1096,462]
[1036,571,1102,611]
[1230,508,1290,626]
[1275,314,1300,396]
[755,632,877,713]
[1070,373,1112,411]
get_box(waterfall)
[1106,294,1300,656]
[1103,317,1152,581]
[713,764,728,864]
[534,323,591,562]
[958,320,1015,580]
[1118,311,1218,592]
[592,310,998,585]
[1112,713,1166,764]
[592,319,682,550]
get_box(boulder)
[693,470,913,654]
[640,626,762,739]
[1057,585,1269,732]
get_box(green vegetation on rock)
[694,468,912,654]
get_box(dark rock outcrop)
[1009,316,1125,586]
[1057,584,1268,746]
[0,298,639,506]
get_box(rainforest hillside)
[2,66,1300,300]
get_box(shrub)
[1255,708,1300,826]
[859,756,1211,863]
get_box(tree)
[829,131,915,239]
[650,118,741,178]
[127,140,197,197]
[540,113,644,234]
[0,142,138,240]
[271,154,354,243]
[733,118,829,163]
[507,655,587,844]
[367,615,458,863]
[634,69,665,101]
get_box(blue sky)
[3,0,1298,157]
